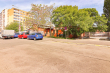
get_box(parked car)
[27,32,43,40]
[0,32,2,39]
[14,33,19,38]
[18,32,29,39]
[1,30,14,39]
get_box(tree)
[103,0,110,31]
[91,14,108,32]
[83,8,108,32]
[51,5,94,37]
[25,4,54,32]
[6,22,23,32]
[82,8,99,17]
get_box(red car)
[18,32,29,39]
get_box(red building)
[29,24,63,37]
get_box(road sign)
[64,27,67,30]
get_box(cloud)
[47,0,104,7]
[0,0,24,1]
[0,0,104,15]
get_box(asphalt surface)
[0,37,110,73]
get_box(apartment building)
[0,8,28,31]
[2,9,8,28]
[0,12,2,31]
[8,8,27,30]
[0,9,8,31]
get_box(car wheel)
[10,37,12,39]
[22,37,24,39]
[34,37,36,41]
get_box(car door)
[29,33,33,39]
[32,33,35,39]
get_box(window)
[32,33,35,35]
[36,33,42,35]
[15,33,19,35]
[25,32,29,35]
[21,33,23,35]
[30,33,33,35]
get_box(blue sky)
[0,0,104,15]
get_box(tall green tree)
[6,22,23,32]
[103,0,110,31]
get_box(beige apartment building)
[0,8,28,31]
[0,12,2,31]
[0,9,8,31]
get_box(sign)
[64,27,67,30]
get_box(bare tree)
[25,4,55,33]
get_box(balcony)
[14,13,20,15]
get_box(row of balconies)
[13,18,25,21]
[14,10,25,14]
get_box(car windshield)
[25,32,29,35]
[20,32,24,35]
[36,33,42,35]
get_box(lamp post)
[12,5,20,33]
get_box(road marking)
[95,45,101,46]
[52,41,110,48]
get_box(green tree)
[82,8,108,32]
[91,14,108,32]
[6,22,23,32]
[103,0,110,31]
[82,8,99,17]
[51,5,94,37]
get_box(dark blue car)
[14,33,19,38]
[27,33,43,40]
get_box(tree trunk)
[89,32,90,38]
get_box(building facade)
[0,12,2,31]
[8,8,27,28]
[0,9,8,31]
[0,8,27,31]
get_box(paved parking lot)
[0,37,110,73]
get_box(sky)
[0,0,104,15]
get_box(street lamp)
[12,5,20,33]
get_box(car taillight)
[36,35,38,37]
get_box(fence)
[83,32,109,38]
[90,32,108,37]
